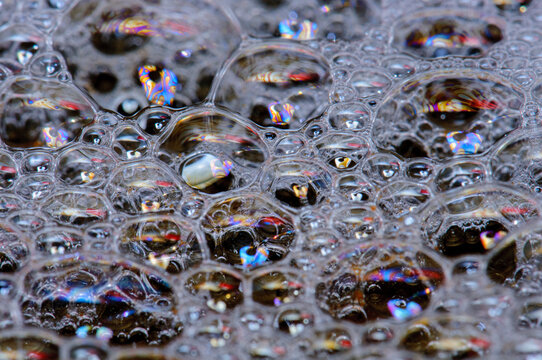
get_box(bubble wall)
[1,0,542,358]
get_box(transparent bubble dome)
[2,0,542,358]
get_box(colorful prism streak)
[246,71,320,84]
[268,101,294,125]
[279,19,318,40]
[138,65,178,106]
[98,17,193,38]
[240,245,269,268]
[446,131,483,155]
[41,127,69,148]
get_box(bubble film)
[3,0,542,358]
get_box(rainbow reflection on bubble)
[268,101,294,125]
[407,32,482,49]
[98,17,194,38]
[76,325,113,340]
[279,19,318,40]
[23,98,84,111]
[422,91,499,114]
[480,230,507,250]
[403,18,503,58]
[364,267,443,283]
[210,158,234,178]
[240,245,269,268]
[387,299,422,321]
[446,131,483,155]
[41,127,69,148]
[246,71,320,84]
[138,65,178,106]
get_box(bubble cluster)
[2,0,542,358]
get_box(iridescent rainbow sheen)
[364,267,443,283]
[446,131,483,155]
[268,101,294,125]
[25,98,59,110]
[138,65,178,106]
[240,245,269,268]
[422,98,498,113]
[387,299,422,320]
[246,71,320,84]
[41,127,69,148]
[279,19,318,40]
[407,32,482,49]
[480,229,507,250]
[24,98,84,111]
[210,158,234,178]
[98,17,193,38]
[99,17,158,36]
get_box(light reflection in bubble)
[41,127,69,148]
[1,0,541,356]
[138,65,178,106]
[21,255,181,345]
[212,43,330,129]
[278,19,318,40]
[240,245,269,268]
[268,101,294,125]
[317,242,444,323]
[400,316,492,357]
[422,185,539,259]
[96,16,195,38]
[387,299,423,321]
[493,0,531,12]
[118,215,202,274]
[201,196,295,269]
[185,269,244,311]
[246,70,321,85]
[181,153,234,193]
[374,71,523,159]
[0,78,95,149]
[0,332,60,360]
[446,131,483,155]
[394,12,504,58]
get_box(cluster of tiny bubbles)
[4,0,542,358]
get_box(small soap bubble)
[30,53,64,77]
